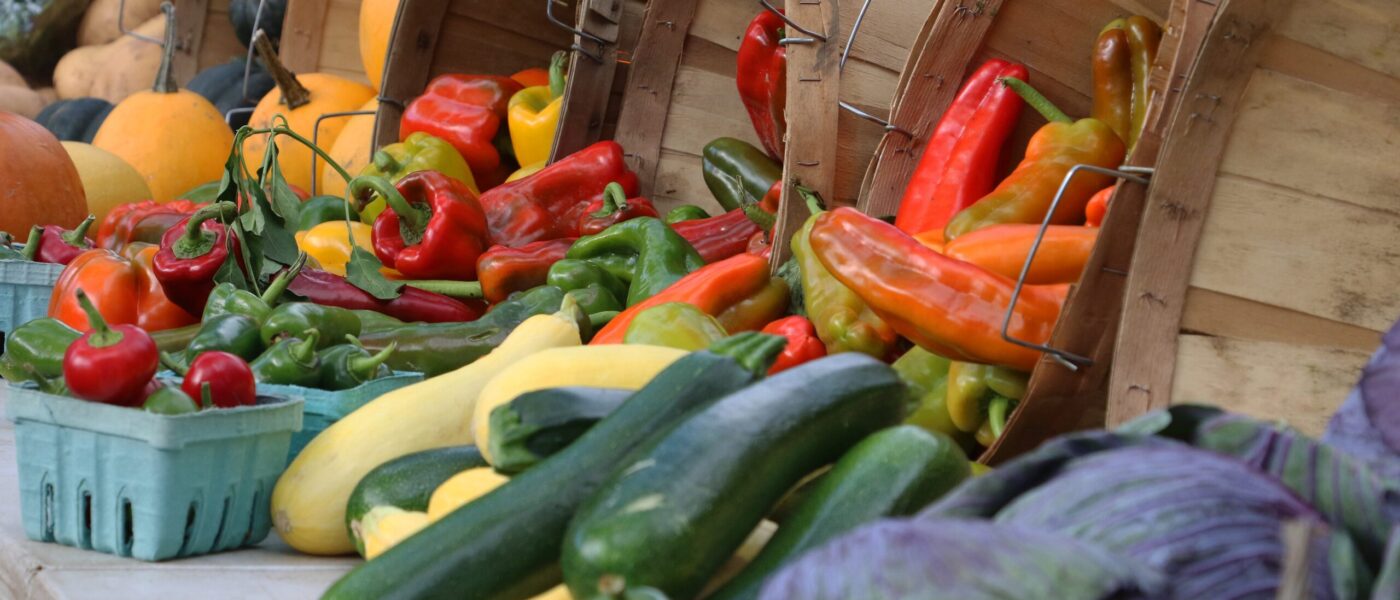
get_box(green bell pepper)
[318,341,396,391]
[181,314,264,363]
[0,317,80,391]
[546,259,628,308]
[622,302,727,350]
[260,302,362,349]
[250,330,322,386]
[297,196,360,231]
[566,285,623,316]
[702,137,782,211]
[357,132,477,223]
[554,217,704,307]
[664,205,711,224]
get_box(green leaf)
[346,246,403,300]
[266,144,303,224]
[182,181,222,203]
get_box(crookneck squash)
[242,32,375,192]
[0,111,88,234]
[92,4,233,202]
[34,97,114,142]
[186,58,275,130]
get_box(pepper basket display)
[6,386,302,560]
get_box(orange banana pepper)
[48,247,199,333]
[943,224,1098,285]
[1085,186,1113,227]
[590,253,773,345]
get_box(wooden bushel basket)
[1108,0,1400,436]
[279,0,370,84]
[168,0,250,81]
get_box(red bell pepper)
[354,171,490,281]
[97,200,204,250]
[476,238,576,304]
[182,351,256,408]
[671,205,769,263]
[29,215,96,265]
[577,182,660,236]
[152,202,244,315]
[477,141,639,247]
[400,75,523,188]
[286,268,485,323]
[62,289,159,406]
[760,315,825,374]
[737,10,786,160]
[896,59,1027,235]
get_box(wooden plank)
[1259,36,1400,103]
[769,0,841,270]
[279,0,331,74]
[1107,0,1297,427]
[314,0,367,83]
[552,0,627,163]
[372,0,453,148]
[1181,287,1381,352]
[173,0,211,82]
[612,0,700,197]
[1173,335,1365,437]
[1276,0,1400,83]
[196,0,248,75]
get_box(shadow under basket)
[5,386,303,561]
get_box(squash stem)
[152,2,179,94]
[254,30,311,109]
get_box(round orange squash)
[359,0,401,92]
[320,98,379,197]
[0,111,89,234]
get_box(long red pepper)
[285,268,485,323]
[736,10,786,160]
[894,59,1027,235]
[671,205,770,263]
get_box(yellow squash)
[426,467,510,520]
[360,507,431,560]
[270,304,585,555]
[471,344,687,465]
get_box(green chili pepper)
[318,340,397,391]
[250,330,322,386]
[260,302,362,349]
[622,302,727,351]
[203,253,306,323]
[702,137,782,211]
[296,196,360,231]
[546,259,629,308]
[142,385,199,415]
[557,217,704,307]
[0,317,80,387]
[664,205,711,224]
[150,323,201,353]
[181,314,264,363]
[352,309,408,334]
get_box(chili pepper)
[285,268,485,323]
[945,361,1027,433]
[702,137,783,211]
[791,190,897,358]
[1091,25,1133,149]
[507,51,567,168]
[30,215,96,265]
[354,309,406,333]
[260,302,362,348]
[142,385,199,414]
[152,202,244,315]
[715,276,788,332]
[62,290,159,405]
[942,224,1099,285]
[759,316,825,374]
[0,317,79,388]
[664,205,710,224]
[180,314,265,364]
[736,11,786,160]
[296,196,360,231]
[1085,185,1113,227]
[577,182,661,236]
[944,78,1126,240]
[590,252,773,344]
[97,200,203,250]
[812,207,1062,371]
[318,340,397,391]
[546,258,628,308]
[203,253,304,322]
[622,302,728,351]
[558,217,705,307]
[476,237,575,304]
[49,248,199,332]
[182,351,257,408]
[895,59,1027,236]
[355,132,477,224]
[400,74,522,186]
[353,172,490,281]
[477,140,639,247]
[357,285,570,375]
[250,330,322,386]
[891,347,959,439]
[671,205,769,264]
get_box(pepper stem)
[253,29,311,109]
[173,202,238,259]
[797,186,825,215]
[371,151,399,174]
[20,225,41,260]
[160,351,189,376]
[347,341,396,381]
[261,252,307,305]
[548,51,568,100]
[347,176,429,243]
[292,330,320,365]
[593,182,628,218]
[402,280,483,299]
[999,77,1072,124]
[743,204,776,232]
[75,289,123,348]
[152,2,178,93]
[61,215,96,248]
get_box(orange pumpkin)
[0,111,89,234]
[243,33,375,192]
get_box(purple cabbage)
[1325,318,1400,483]
[756,518,1164,600]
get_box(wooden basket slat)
[167,0,249,83]
[281,0,369,82]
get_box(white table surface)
[0,388,358,600]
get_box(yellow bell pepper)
[295,221,400,278]
[508,52,567,167]
[506,160,547,183]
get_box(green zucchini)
[562,353,905,600]
[323,332,786,600]
[344,446,486,557]
[488,386,633,474]
[710,425,971,600]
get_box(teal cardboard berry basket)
[257,373,423,461]
[0,259,64,338]
[5,385,302,561]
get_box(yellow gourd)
[270,305,585,555]
[91,5,232,201]
[242,32,374,192]
[471,345,687,465]
[358,0,401,92]
[320,98,378,197]
[426,467,509,520]
[360,507,431,560]
[61,142,153,223]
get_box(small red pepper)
[760,316,826,374]
[671,205,772,263]
[29,215,96,265]
[286,268,486,323]
[737,10,786,160]
[475,238,576,304]
[98,200,204,250]
[399,75,523,187]
[356,171,490,281]
[577,182,660,236]
[62,289,159,406]
[182,351,256,408]
[477,141,639,247]
[152,202,243,316]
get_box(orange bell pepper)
[810,207,1062,371]
[590,253,773,345]
[48,247,199,333]
[1085,186,1113,227]
[942,224,1098,285]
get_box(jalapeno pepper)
[250,330,322,386]
[701,137,782,211]
[318,340,397,391]
[260,302,362,349]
